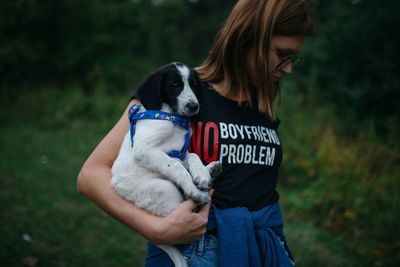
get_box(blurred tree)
[0,1,64,86]
[295,0,400,122]
[0,0,235,93]
[2,0,397,121]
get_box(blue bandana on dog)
[128,104,191,160]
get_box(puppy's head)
[136,62,201,116]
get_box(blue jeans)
[144,233,218,267]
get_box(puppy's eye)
[171,82,181,88]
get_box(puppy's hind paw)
[207,161,222,179]
[193,175,212,191]
[187,190,210,205]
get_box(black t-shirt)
[190,81,282,211]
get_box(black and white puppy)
[111,62,221,267]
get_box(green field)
[1,87,398,266]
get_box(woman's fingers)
[158,195,215,244]
[180,198,201,212]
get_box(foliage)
[2,0,399,121]
[0,0,235,92]
[297,0,400,121]
[278,84,400,266]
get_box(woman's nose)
[281,62,293,75]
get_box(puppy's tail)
[157,245,188,267]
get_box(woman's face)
[269,35,304,81]
[247,35,305,84]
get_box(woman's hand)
[150,192,213,245]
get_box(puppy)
[111,62,221,267]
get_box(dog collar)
[128,104,191,160]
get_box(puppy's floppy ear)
[136,70,164,111]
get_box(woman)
[77,0,313,266]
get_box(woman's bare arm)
[77,99,210,245]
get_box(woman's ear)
[136,71,163,111]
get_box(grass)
[0,120,147,267]
[0,87,146,266]
[1,86,399,266]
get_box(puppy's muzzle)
[185,102,200,114]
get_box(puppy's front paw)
[207,161,222,179]
[187,189,210,205]
[193,175,212,191]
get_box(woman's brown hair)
[196,0,314,120]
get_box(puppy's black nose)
[186,102,199,113]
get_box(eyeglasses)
[272,49,302,69]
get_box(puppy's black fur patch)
[136,62,201,112]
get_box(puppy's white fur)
[112,103,215,217]
[111,63,221,267]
